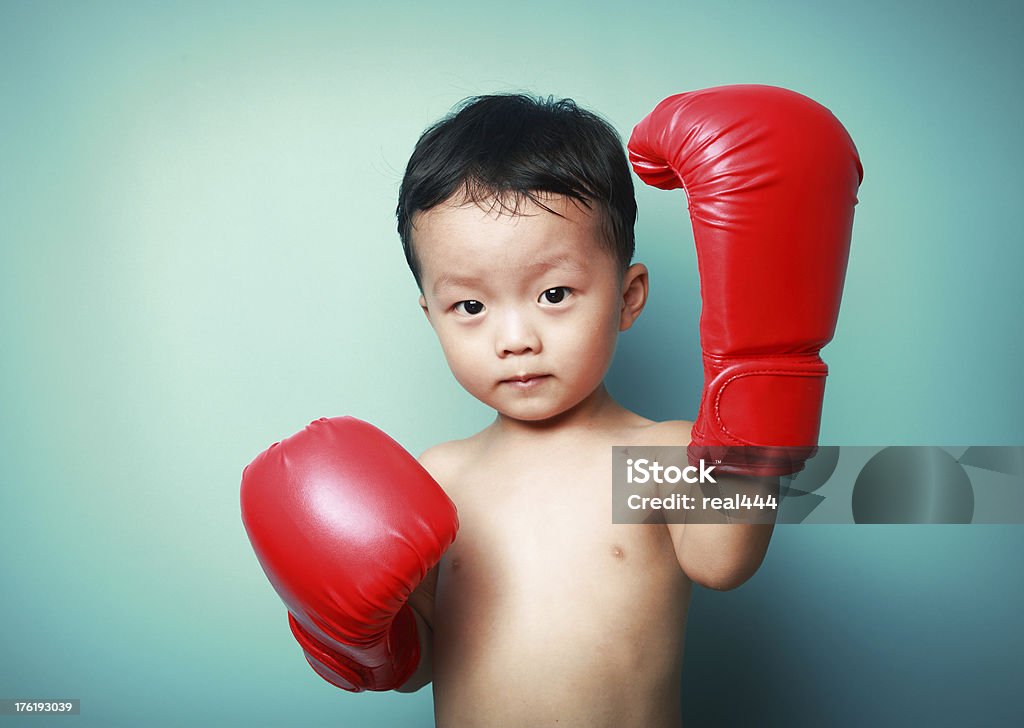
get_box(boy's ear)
[419,294,432,324]
[619,263,649,331]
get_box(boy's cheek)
[436,333,476,370]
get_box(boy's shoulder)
[619,417,694,447]
[417,433,481,488]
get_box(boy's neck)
[488,384,627,442]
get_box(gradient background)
[2,1,1022,726]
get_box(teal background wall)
[2,1,1021,726]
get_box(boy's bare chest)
[451,445,613,532]
[431,441,691,694]
[438,444,681,590]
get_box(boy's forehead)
[412,192,603,262]
[413,192,606,282]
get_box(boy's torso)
[428,416,693,728]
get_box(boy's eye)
[454,300,485,315]
[540,287,571,305]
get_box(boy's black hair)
[397,94,637,289]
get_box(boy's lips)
[500,373,551,387]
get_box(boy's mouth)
[500,373,551,387]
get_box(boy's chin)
[472,394,562,423]
[494,406,565,423]
[487,394,594,424]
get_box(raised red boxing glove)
[240,416,458,691]
[628,85,863,476]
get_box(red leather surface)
[628,85,863,475]
[240,416,459,691]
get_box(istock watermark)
[612,445,1024,525]
[625,457,718,484]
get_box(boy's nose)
[494,310,541,357]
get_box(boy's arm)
[664,478,778,591]
[629,87,859,586]
[395,442,459,692]
[651,420,777,591]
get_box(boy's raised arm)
[665,475,779,591]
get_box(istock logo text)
[625,458,717,484]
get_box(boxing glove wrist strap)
[691,353,827,476]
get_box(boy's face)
[414,192,644,422]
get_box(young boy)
[241,88,860,727]
[390,95,774,726]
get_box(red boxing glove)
[628,85,863,476]
[240,416,458,691]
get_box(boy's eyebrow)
[432,273,483,294]
[431,255,585,295]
